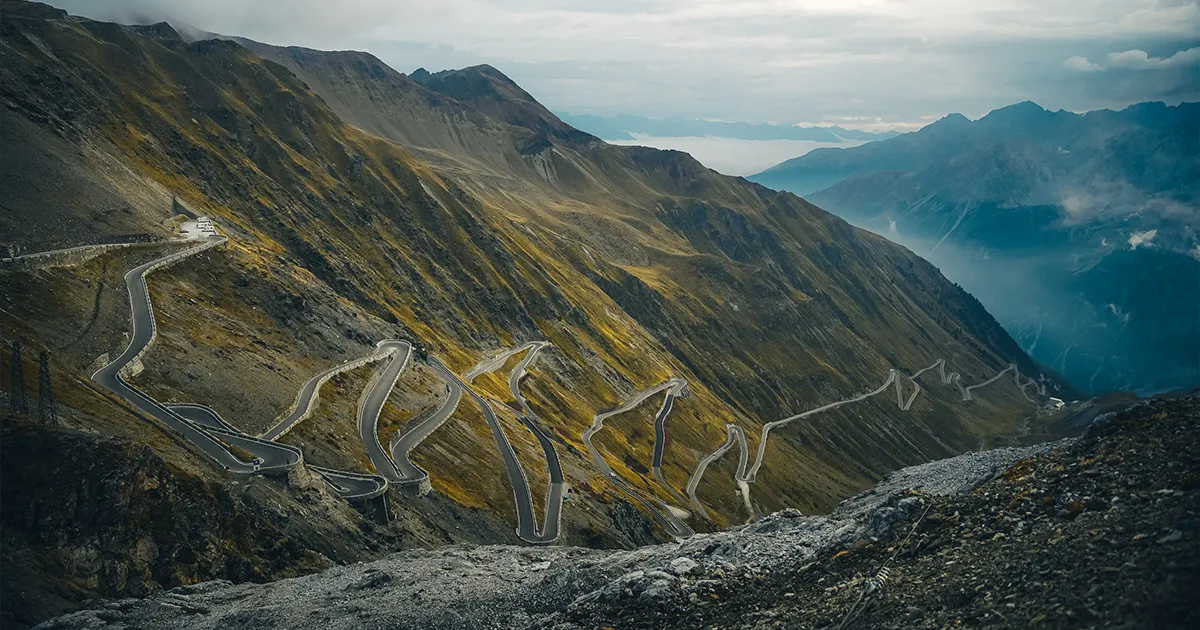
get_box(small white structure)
[180,216,219,239]
[1047,397,1066,411]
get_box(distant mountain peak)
[926,112,971,130]
[979,100,1056,126]
[1006,100,1046,112]
[130,21,183,43]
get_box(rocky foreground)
[38,393,1198,630]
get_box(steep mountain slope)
[3,1,1054,624]
[751,101,1200,395]
[212,34,1065,502]
[40,392,1200,630]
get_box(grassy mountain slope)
[3,1,1054,622]
[0,0,1051,520]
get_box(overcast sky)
[49,0,1200,131]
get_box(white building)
[1047,397,1065,411]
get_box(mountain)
[39,392,1200,629]
[750,101,1200,396]
[560,112,901,142]
[1,2,1057,624]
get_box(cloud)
[1107,46,1200,69]
[1129,229,1158,249]
[1063,55,1105,72]
[1121,0,1200,32]
[42,0,1200,128]
[1063,46,1200,72]
[1060,179,1197,226]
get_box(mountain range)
[2,1,1059,625]
[751,100,1200,396]
[559,112,900,143]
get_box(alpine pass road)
[92,238,389,500]
[357,341,412,481]
[169,403,388,499]
[79,236,1050,535]
[429,344,566,544]
[90,238,263,473]
[648,379,693,510]
[430,357,546,542]
[685,359,1046,516]
[386,343,565,541]
[505,342,567,544]
[259,340,409,442]
[583,378,696,538]
[389,373,464,484]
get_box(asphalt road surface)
[504,342,567,542]
[685,360,1045,518]
[90,238,262,473]
[430,357,546,541]
[83,238,1049,527]
[168,403,387,499]
[259,341,407,441]
[389,376,463,484]
[583,378,696,538]
[92,239,388,499]
[357,341,412,481]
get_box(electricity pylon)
[9,341,28,414]
[38,350,57,425]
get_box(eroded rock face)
[0,420,341,627]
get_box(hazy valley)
[753,101,1200,396]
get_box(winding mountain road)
[76,237,1051,534]
[90,238,265,473]
[649,380,694,510]
[504,342,568,543]
[583,378,696,538]
[684,359,1046,517]
[356,341,412,481]
[90,238,389,500]
[430,352,564,544]
[166,403,300,470]
[386,342,566,541]
[389,377,463,485]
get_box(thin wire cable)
[837,499,934,629]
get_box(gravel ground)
[33,406,1091,630]
[549,393,1199,629]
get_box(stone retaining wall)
[116,238,227,380]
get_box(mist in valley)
[846,216,1200,397]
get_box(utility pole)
[38,350,57,425]
[9,341,28,414]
